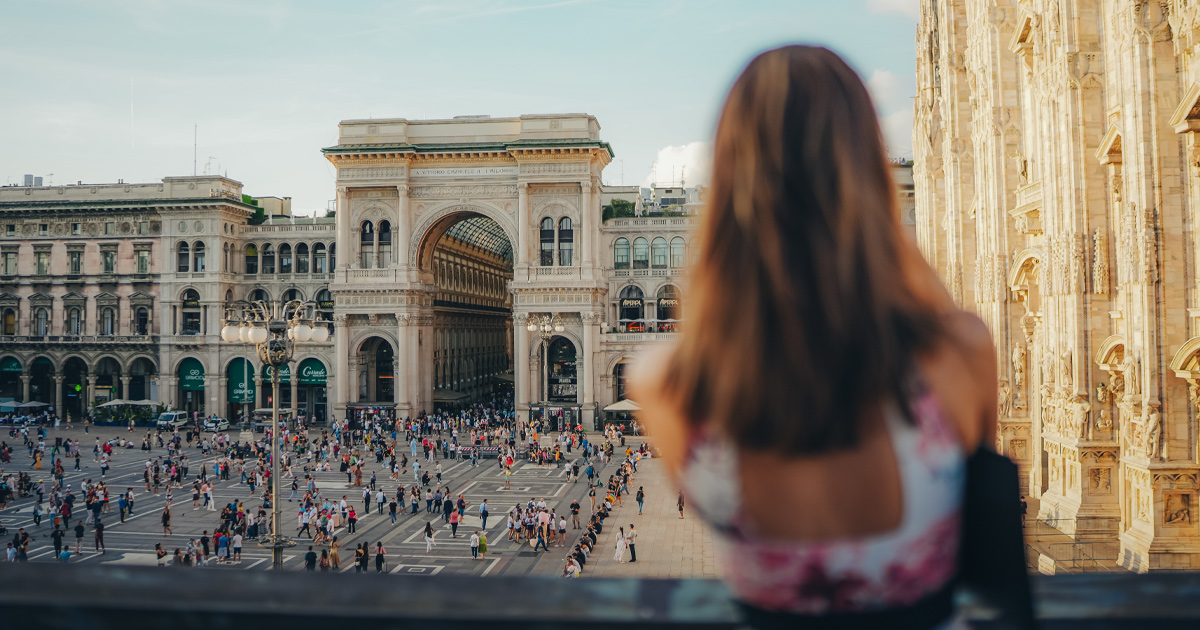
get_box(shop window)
[619,285,645,331]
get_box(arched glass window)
[558,217,574,266]
[249,289,270,303]
[360,221,375,268]
[66,308,81,335]
[329,243,336,270]
[296,243,310,274]
[176,242,190,273]
[1,309,14,335]
[670,237,686,268]
[651,237,667,269]
[540,218,555,266]
[619,285,645,331]
[181,289,201,335]
[261,244,275,274]
[279,243,293,274]
[101,308,116,336]
[657,285,681,330]
[193,241,206,272]
[283,288,304,302]
[136,307,149,335]
[378,221,392,268]
[34,308,48,336]
[222,243,229,272]
[614,238,630,270]
[313,243,327,274]
[245,244,259,274]
[632,237,649,269]
[316,289,334,319]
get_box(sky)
[0,0,919,214]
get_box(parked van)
[155,411,190,430]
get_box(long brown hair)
[662,46,944,455]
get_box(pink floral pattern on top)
[680,390,965,615]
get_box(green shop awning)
[179,358,206,391]
[297,358,327,385]
[227,359,256,403]
[262,364,291,384]
[0,357,21,373]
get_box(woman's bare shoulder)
[926,310,997,450]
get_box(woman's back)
[632,45,998,627]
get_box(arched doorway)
[177,357,206,416]
[61,357,88,418]
[355,337,394,404]
[296,357,328,422]
[619,285,645,332]
[0,356,21,402]
[548,337,578,404]
[227,358,256,423]
[128,357,157,402]
[657,285,681,332]
[29,357,54,405]
[94,357,121,405]
[414,210,515,413]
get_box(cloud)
[867,0,919,19]
[866,69,914,159]
[641,142,712,188]
[880,109,914,159]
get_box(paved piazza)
[0,425,710,577]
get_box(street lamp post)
[221,299,329,570]
[526,314,564,425]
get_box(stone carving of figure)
[998,380,1012,418]
[1121,354,1138,395]
[1011,344,1026,390]
[1096,408,1111,431]
[1070,396,1090,441]
[1146,409,1162,460]
[1189,380,1200,418]
[1095,382,1109,404]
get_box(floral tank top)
[680,388,966,617]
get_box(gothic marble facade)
[915,0,1200,570]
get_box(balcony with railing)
[1,334,157,344]
[0,563,1196,628]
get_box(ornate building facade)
[915,0,1200,570]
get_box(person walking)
[479,499,489,530]
[628,524,638,562]
[74,521,85,554]
[677,491,685,519]
[304,546,317,571]
[375,542,387,573]
[161,507,173,535]
[613,526,626,563]
[347,506,358,534]
[94,518,105,553]
[470,531,480,560]
[636,486,645,515]
[478,530,487,561]
[424,521,435,553]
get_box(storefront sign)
[228,359,255,403]
[658,299,680,307]
[298,358,327,385]
[621,299,642,308]
[179,358,205,391]
[263,364,291,384]
[318,300,335,310]
[0,357,21,373]
[182,300,201,308]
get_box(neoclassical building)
[915,0,1200,570]
[323,114,697,428]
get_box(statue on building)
[1070,395,1091,441]
[998,379,1012,418]
[1146,408,1163,460]
[1059,350,1073,393]
[1011,344,1026,408]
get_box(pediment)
[1170,83,1200,133]
[94,292,119,305]
[27,293,52,304]
[1009,13,1035,55]
[1095,125,1122,165]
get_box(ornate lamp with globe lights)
[526,314,564,424]
[221,299,329,570]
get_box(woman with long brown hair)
[633,46,1000,628]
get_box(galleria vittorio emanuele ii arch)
[324,114,620,427]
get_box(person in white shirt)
[470,532,480,560]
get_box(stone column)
[348,357,359,404]
[86,376,97,409]
[396,185,410,276]
[333,315,348,413]
[395,313,410,418]
[514,314,529,423]
[54,375,63,415]
[165,377,178,409]
[407,325,419,415]
[255,377,265,410]
[120,376,131,400]
[20,374,30,402]
[336,186,350,280]
[372,224,380,269]
[580,180,593,273]
[517,183,531,271]
[581,313,595,408]
[290,371,299,416]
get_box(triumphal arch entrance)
[323,114,612,423]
